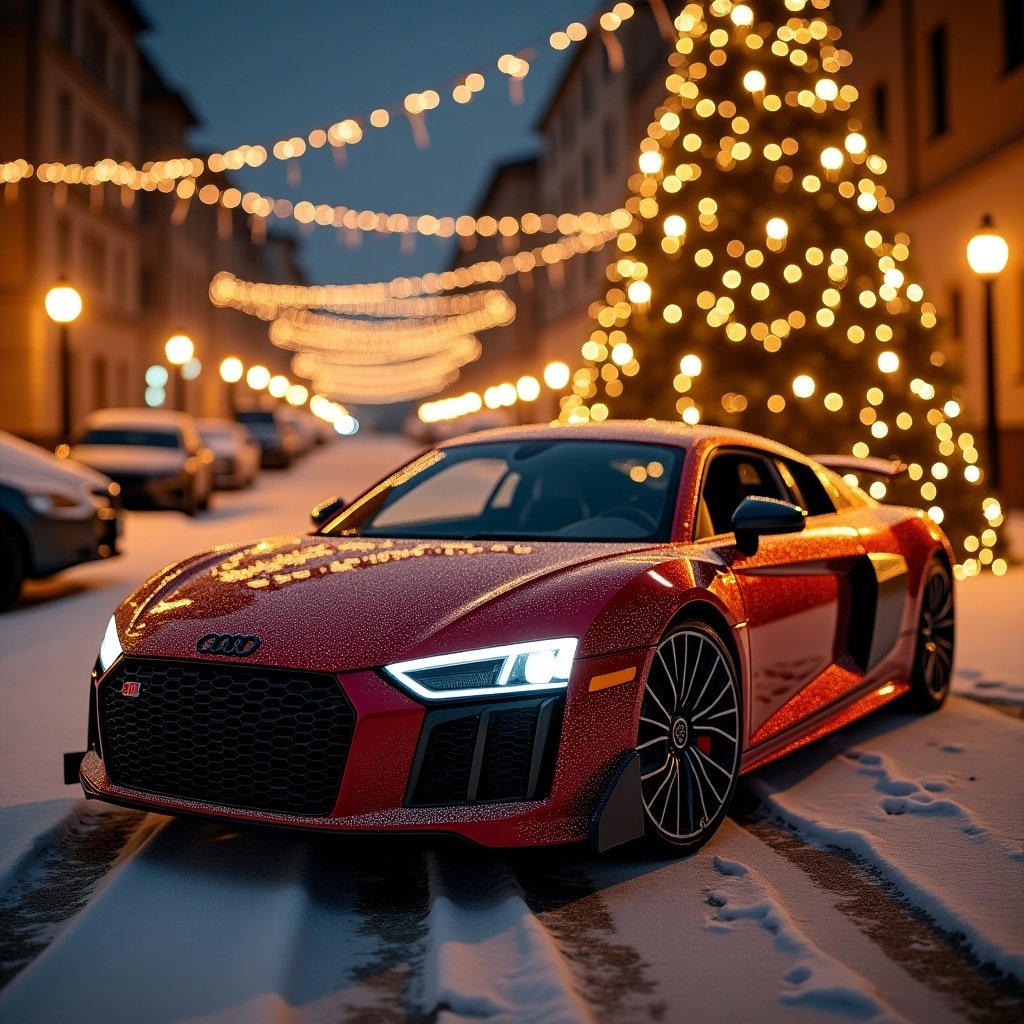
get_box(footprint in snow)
[880,795,963,817]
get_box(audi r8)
[69,422,955,855]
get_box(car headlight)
[385,637,577,701]
[26,492,84,515]
[97,614,123,673]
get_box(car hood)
[0,431,113,493]
[117,533,671,671]
[70,445,186,475]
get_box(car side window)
[775,458,836,516]
[696,451,789,539]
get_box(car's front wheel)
[636,620,742,856]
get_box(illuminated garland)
[1,3,642,240]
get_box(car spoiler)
[812,454,908,477]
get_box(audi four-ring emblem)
[196,633,261,657]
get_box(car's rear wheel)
[636,620,742,856]
[903,558,954,712]
[0,521,26,611]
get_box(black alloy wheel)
[904,558,955,712]
[636,620,742,855]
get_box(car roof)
[79,408,192,430]
[435,420,817,465]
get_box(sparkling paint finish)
[83,422,954,848]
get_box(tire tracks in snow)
[732,792,1024,1023]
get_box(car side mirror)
[731,496,805,556]
[311,496,345,528]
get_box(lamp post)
[44,282,83,439]
[219,356,243,416]
[165,333,195,412]
[966,216,1009,490]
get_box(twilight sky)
[135,0,601,285]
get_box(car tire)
[902,558,954,713]
[198,487,211,512]
[0,521,26,611]
[182,482,199,517]
[635,619,742,857]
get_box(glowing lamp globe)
[543,361,570,390]
[219,357,244,383]
[45,284,83,324]
[966,220,1009,279]
[165,334,194,366]
[246,365,271,390]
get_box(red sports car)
[70,422,955,855]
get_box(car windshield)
[321,439,684,543]
[236,411,275,425]
[76,427,182,449]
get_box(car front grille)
[407,697,562,807]
[98,657,355,816]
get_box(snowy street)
[0,435,1021,1023]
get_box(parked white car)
[197,418,261,489]
[64,408,214,515]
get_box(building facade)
[831,0,1024,505]
[0,0,303,444]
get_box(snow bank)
[748,697,1024,981]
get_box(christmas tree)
[560,0,1003,575]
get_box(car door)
[694,446,864,746]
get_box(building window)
[864,0,885,13]
[113,249,127,310]
[112,48,127,102]
[92,356,107,411]
[57,91,73,156]
[82,11,108,86]
[581,71,593,118]
[949,286,962,338]
[83,234,107,296]
[582,148,594,200]
[82,116,106,163]
[59,0,75,50]
[872,82,889,140]
[1005,0,1024,70]
[57,219,72,275]
[603,118,617,175]
[562,104,575,148]
[928,25,949,136]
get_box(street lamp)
[44,282,82,438]
[220,356,243,416]
[966,215,1009,490]
[165,333,195,411]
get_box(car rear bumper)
[80,649,652,847]
[108,471,189,509]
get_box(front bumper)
[81,649,651,847]
[27,501,121,578]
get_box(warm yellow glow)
[268,374,289,398]
[966,224,1009,277]
[766,217,788,240]
[286,384,308,406]
[680,354,702,376]
[165,334,194,366]
[663,214,687,238]
[516,375,541,401]
[877,351,899,373]
[219,357,243,383]
[544,361,571,390]
[743,70,766,92]
[792,374,815,398]
[246,365,271,390]
[820,146,844,171]
[627,280,652,305]
[44,284,82,324]
[638,151,663,174]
